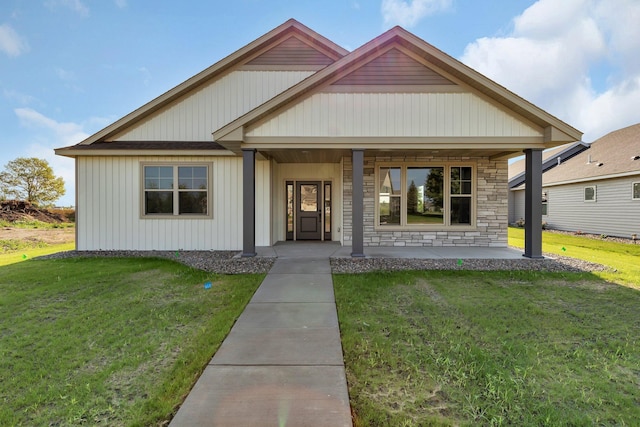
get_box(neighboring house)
[508,141,589,224]
[55,19,581,257]
[510,123,640,238]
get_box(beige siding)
[545,177,640,238]
[271,163,343,243]
[509,189,526,224]
[76,156,271,250]
[247,92,541,138]
[114,71,314,141]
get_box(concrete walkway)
[169,243,352,427]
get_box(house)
[511,123,640,238]
[55,19,582,258]
[508,140,589,224]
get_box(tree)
[425,168,444,211]
[0,157,65,206]
[407,180,418,214]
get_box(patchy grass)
[335,270,640,426]
[0,257,264,426]
[0,219,74,229]
[509,227,640,288]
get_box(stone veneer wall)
[342,155,508,247]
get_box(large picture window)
[143,164,210,217]
[377,164,473,228]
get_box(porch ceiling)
[259,148,522,163]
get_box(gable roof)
[542,123,640,185]
[214,25,582,145]
[508,141,590,187]
[63,19,347,149]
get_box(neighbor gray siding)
[509,189,526,224]
[544,176,640,238]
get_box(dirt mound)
[0,200,71,223]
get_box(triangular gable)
[60,19,347,149]
[214,26,582,146]
[332,48,454,86]
[246,35,336,68]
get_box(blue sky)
[2,0,639,206]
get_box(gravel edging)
[330,254,610,274]
[36,249,609,275]
[35,250,276,274]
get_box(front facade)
[56,20,581,257]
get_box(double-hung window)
[633,182,640,200]
[377,164,473,228]
[143,164,211,217]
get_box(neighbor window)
[377,164,473,227]
[143,164,210,217]
[542,192,548,216]
[633,182,640,200]
[584,185,596,202]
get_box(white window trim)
[633,182,640,200]
[140,162,213,219]
[584,185,597,202]
[374,162,476,231]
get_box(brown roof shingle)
[543,123,640,185]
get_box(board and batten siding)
[544,176,640,238]
[76,156,271,250]
[247,92,542,138]
[113,71,314,141]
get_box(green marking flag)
[457,259,463,266]
[22,254,28,259]
[561,247,566,252]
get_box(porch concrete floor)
[255,241,525,260]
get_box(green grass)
[509,227,640,287]
[334,270,640,426]
[0,242,76,266]
[0,257,264,426]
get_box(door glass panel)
[324,183,331,233]
[300,185,318,212]
[287,183,294,233]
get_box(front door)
[296,181,322,240]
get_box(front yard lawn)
[335,270,640,426]
[336,232,640,426]
[0,257,264,426]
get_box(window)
[377,164,473,228]
[542,191,548,216]
[143,164,210,217]
[633,182,640,200]
[584,186,596,202]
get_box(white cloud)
[13,108,97,206]
[114,0,127,8]
[0,23,29,56]
[15,108,89,146]
[381,0,452,28]
[45,0,89,17]
[460,0,640,142]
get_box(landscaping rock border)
[37,249,608,275]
